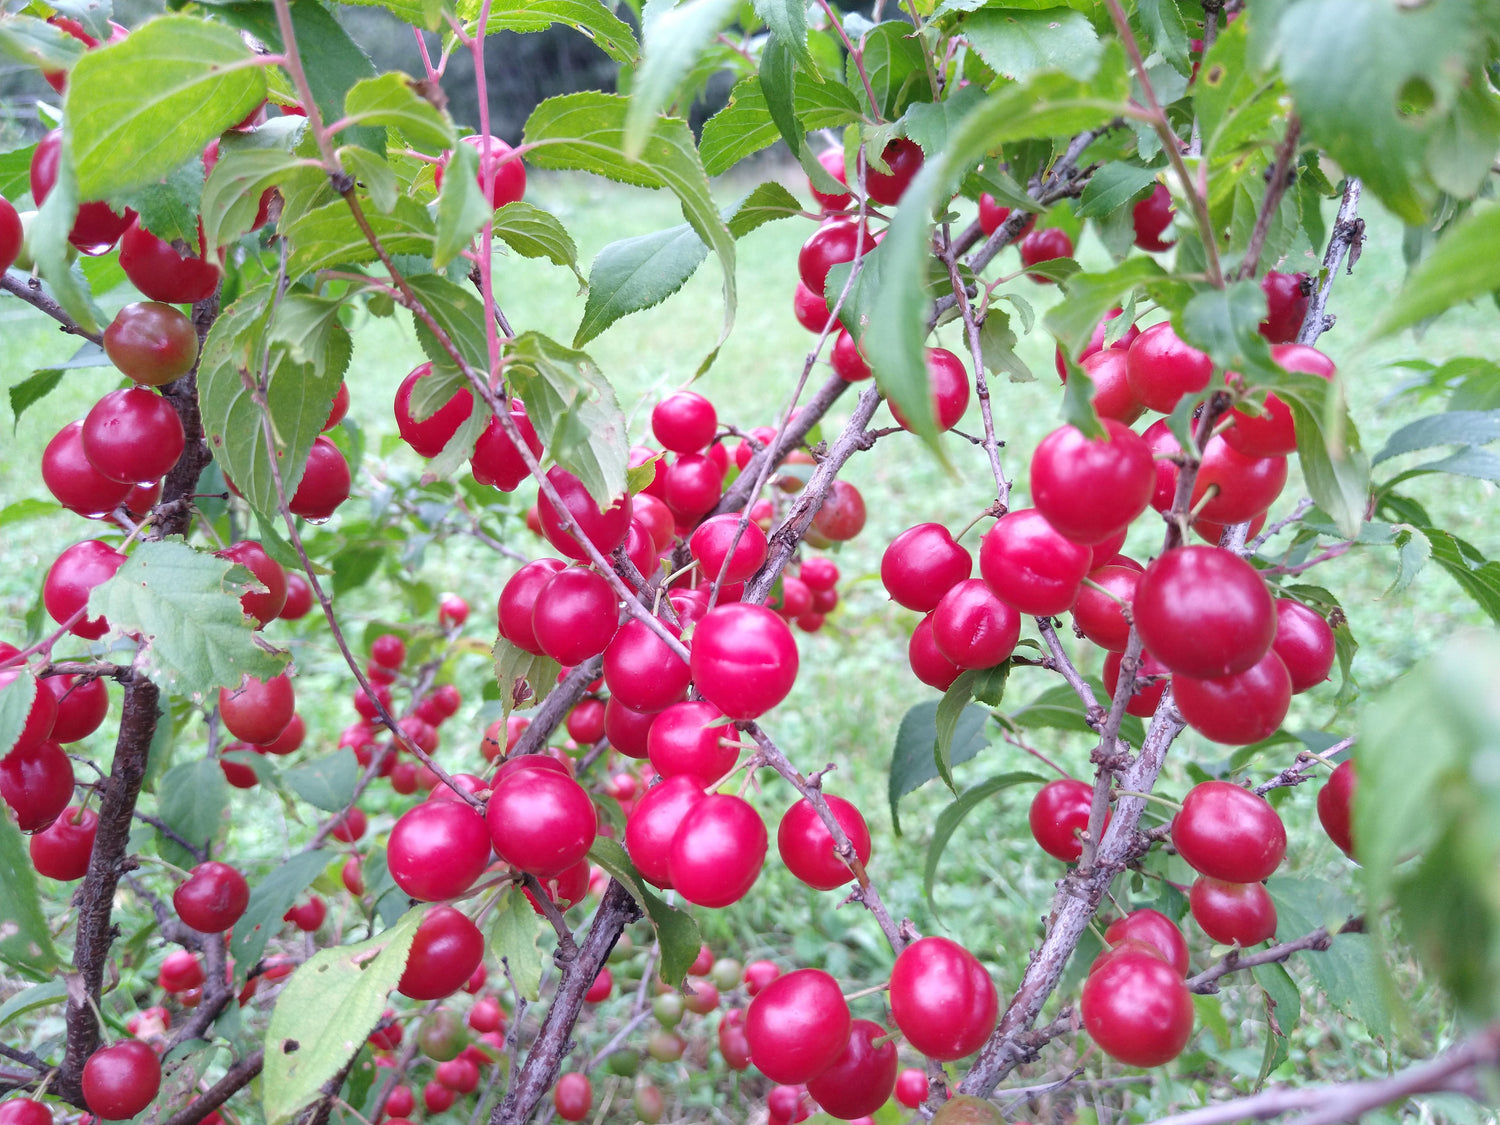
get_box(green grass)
[2,172,1495,1120]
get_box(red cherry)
[341,855,364,895]
[390,801,491,901]
[538,467,632,561]
[1171,780,1287,882]
[1056,310,1142,380]
[798,219,870,295]
[1028,778,1095,863]
[218,672,295,746]
[1103,908,1189,976]
[652,391,718,452]
[691,514,769,585]
[768,575,813,619]
[1174,650,1293,745]
[173,861,250,933]
[864,138,923,206]
[1019,227,1073,283]
[0,666,58,752]
[744,960,781,995]
[118,219,221,304]
[811,479,866,542]
[1133,547,1274,678]
[284,895,326,931]
[486,766,596,878]
[81,1040,161,1120]
[394,363,474,458]
[889,348,970,433]
[31,131,133,253]
[888,936,998,1061]
[565,698,606,745]
[398,906,485,1000]
[809,148,851,209]
[435,1056,480,1094]
[604,618,690,713]
[1224,343,1335,457]
[0,741,73,832]
[102,302,198,387]
[1132,184,1175,252]
[158,948,206,993]
[44,540,125,639]
[1317,759,1356,857]
[0,1101,52,1125]
[423,1082,454,1114]
[604,697,656,759]
[439,593,470,627]
[978,194,1036,239]
[0,194,21,274]
[1126,322,1213,414]
[531,566,619,665]
[881,524,972,612]
[471,402,543,492]
[371,633,406,669]
[793,281,835,332]
[647,700,740,785]
[1272,598,1336,693]
[767,1085,812,1125]
[806,1019,898,1120]
[281,573,314,619]
[288,435,350,520]
[1189,437,1288,524]
[1077,348,1146,424]
[979,509,1091,616]
[800,557,838,592]
[908,613,961,690]
[42,422,133,516]
[436,135,527,209]
[745,968,851,1084]
[1071,565,1140,652]
[625,775,706,887]
[1031,420,1155,545]
[552,1074,591,1122]
[29,804,98,880]
[894,1068,929,1108]
[1141,419,1181,512]
[1190,877,1277,945]
[777,795,871,891]
[667,793,767,908]
[663,452,723,520]
[690,603,799,720]
[499,557,568,654]
[1080,948,1194,1066]
[930,578,1021,669]
[217,540,287,628]
[1259,271,1309,343]
[831,329,871,382]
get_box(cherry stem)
[1113,789,1182,813]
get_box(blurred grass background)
[2,170,1495,1120]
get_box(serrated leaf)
[433,140,489,269]
[283,750,359,812]
[759,32,801,159]
[1195,16,1279,170]
[230,849,330,977]
[754,0,814,70]
[1177,279,1278,381]
[1285,395,1369,541]
[853,21,927,119]
[111,157,204,246]
[66,16,266,200]
[1423,526,1500,623]
[283,196,437,280]
[341,72,454,152]
[200,120,308,251]
[157,758,229,850]
[888,700,992,835]
[87,540,289,695]
[460,0,640,64]
[489,888,547,1001]
[404,273,490,376]
[493,636,561,716]
[978,309,1034,383]
[924,771,1043,906]
[587,837,701,984]
[1384,525,1431,598]
[1136,0,1190,75]
[506,331,628,504]
[492,201,584,283]
[627,0,740,157]
[0,14,85,74]
[963,8,1103,82]
[935,672,986,791]
[1373,410,1500,464]
[726,181,804,239]
[9,369,67,431]
[699,74,861,177]
[1076,163,1159,219]
[0,813,59,974]
[262,907,422,1125]
[524,92,734,373]
[0,980,67,1029]
[341,146,398,214]
[1253,961,1299,1085]
[575,224,709,347]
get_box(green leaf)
[979,309,1034,383]
[1374,206,1500,337]
[1385,524,1431,598]
[157,758,229,851]
[888,700,992,835]
[753,0,814,71]
[0,142,38,200]
[493,636,561,716]
[935,672,987,791]
[461,0,641,65]
[230,850,331,976]
[0,14,85,74]
[9,369,67,431]
[200,119,308,252]
[1424,526,1500,623]
[340,146,398,214]
[1178,279,1277,380]
[433,141,489,269]
[1194,16,1279,170]
[853,21,927,119]
[1285,395,1369,541]
[66,15,266,200]
[759,33,801,159]
[587,837,701,985]
[1135,0,1190,75]
[0,812,60,974]
[199,288,350,523]
[284,196,437,280]
[489,888,547,1002]
[575,223,708,347]
[31,151,102,334]
[492,201,585,283]
[924,771,1043,906]
[0,980,67,1029]
[0,499,63,530]
[726,181,804,239]
[112,157,204,246]
[0,672,36,760]
[88,540,290,695]
[262,907,422,1125]
[1045,257,1172,362]
[283,750,359,812]
[698,74,861,177]
[1008,680,1147,745]
[525,92,734,373]
[1252,961,1300,1085]
[1373,410,1500,465]
[1076,163,1159,219]
[331,544,385,596]
[903,85,987,161]
[963,8,1103,82]
[341,72,455,152]
[405,273,490,376]
[506,331,629,505]
[626,0,740,158]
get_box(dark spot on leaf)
[282,1039,300,1053]
[1205,64,1226,86]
